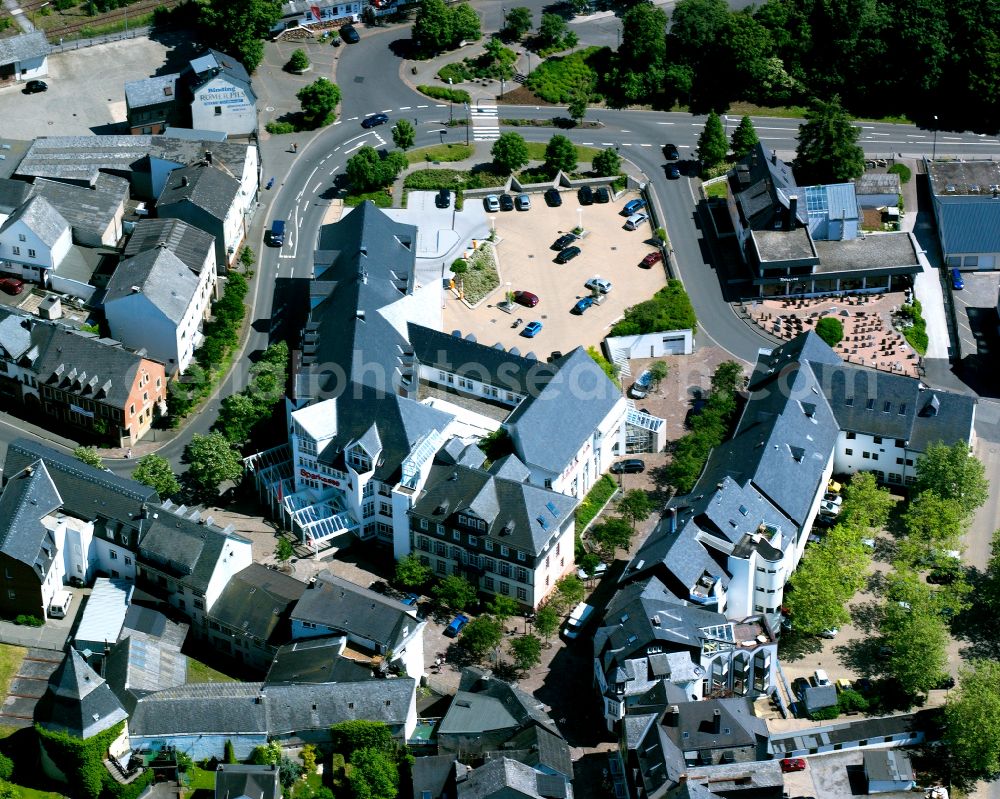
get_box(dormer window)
[348,448,371,472]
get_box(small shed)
[73,578,133,658]
[802,684,838,716]
[864,750,916,794]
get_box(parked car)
[629,369,653,399]
[361,113,389,128]
[563,601,595,639]
[577,562,608,580]
[499,193,515,211]
[544,188,562,207]
[585,277,612,294]
[24,80,48,94]
[610,458,645,474]
[0,278,24,295]
[823,493,843,505]
[827,479,843,494]
[780,758,807,774]
[552,233,578,250]
[813,668,831,686]
[663,143,680,160]
[444,613,469,637]
[835,678,853,692]
[435,189,451,208]
[401,593,419,606]
[640,251,663,269]
[484,195,501,212]
[667,164,682,179]
[622,198,647,216]
[819,499,841,516]
[624,212,649,231]
[819,627,839,639]
[594,187,611,203]
[573,297,594,314]
[516,194,531,210]
[951,268,965,290]
[556,246,581,264]
[522,320,543,337]
[340,24,360,42]
[513,290,539,307]
[578,185,594,205]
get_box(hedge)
[899,299,928,355]
[610,280,698,337]
[576,475,617,535]
[36,721,152,799]
[417,85,471,104]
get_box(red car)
[640,251,663,269]
[0,278,24,295]
[514,291,539,307]
[780,758,807,773]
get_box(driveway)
[443,190,666,358]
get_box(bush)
[36,721,152,799]
[287,48,310,72]
[815,316,844,347]
[417,85,471,104]
[576,475,617,534]
[898,299,928,355]
[888,162,912,184]
[809,705,840,720]
[265,121,296,135]
[609,279,697,337]
[437,62,472,83]
[525,47,602,104]
[14,615,43,627]
[586,346,620,388]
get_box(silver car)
[624,212,649,230]
[585,277,612,294]
[484,195,500,212]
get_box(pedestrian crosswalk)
[471,103,500,142]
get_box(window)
[436,524,444,535]
[845,431,856,439]
[872,454,878,461]
[873,436,883,444]
[845,448,853,456]
[435,542,445,556]
[866,398,876,410]
[517,587,527,601]
[124,557,132,565]
[517,551,526,561]
[484,539,493,551]
[896,458,904,465]
[17,234,25,242]
[130,404,135,416]
[515,567,528,582]
[484,577,495,591]
[468,535,477,546]
[194,598,204,610]
[883,402,892,413]
[862,451,870,459]
[500,545,510,557]
[499,562,511,577]
[11,247,19,256]
[27,249,35,259]
[905,458,914,466]
[436,560,447,575]
[845,397,854,407]
[898,404,907,416]
[499,582,510,595]
[452,530,460,541]
[110,550,118,560]
[895,439,906,448]
[214,106,222,115]
[545,556,550,569]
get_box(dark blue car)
[444,613,469,637]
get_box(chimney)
[787,195,798,231]
[711,709,721,734]
[771,149,777,165]
[205,151,213,164]
[665,705,680,727]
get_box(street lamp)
[438,128,447,145]
[932,114,939,161]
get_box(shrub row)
[417,85,472,104]
[610,279,697,337]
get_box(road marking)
[657,122,674,125]
[298,166,319,201]
[869,133,890,137]
[601,142,615,146]
[753,126,798,131]
[344,141,367,153]
[436,104,447,108]
[943,136,962,140]
[621,142,632,146]
[582,142,594,145]
[382,108,392,113]
[334,120,342,125]
[348,116,359,120]
[313,182,323,193]
[373,131,386,145]
[906,134,926,138]
[621,129,630,133]
[418,104,429,108]
[640,143,652,147]
[399,106,411,110]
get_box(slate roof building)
[592,578,776,731]
[156,159,244,270]
[31,176,128,248]
[215,764,281,799]
[0,194,73,287]
[0,305,167,445]
[925,158,1000,270]
[201,563,306,672]
[125,74,181,135]
[123,218,217,276]
[620,331,974,630]
[289,570,425,678]
[723,144,920,298]
[188,49,258,137]
[0,31,50,83]
[458,757,572,799]
[265,638,375,685]
[103,242,217,374]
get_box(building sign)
[299,468,352,491]
[70,403,94,419]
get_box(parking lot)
[949,270,1000,361]
[443,190,668,358]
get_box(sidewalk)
[901,204,950,360]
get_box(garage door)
[661,335,686,355]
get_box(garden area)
[451,244,500,305]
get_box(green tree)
[184,432,243,494]
[592,147,621,177]
[509,633,542,671]
[275,537,294,564]
[450,3,482,45]
[131,454,180,498]
[591,516,633,561]
[487,595,518,625]
[300,744,317,773]
[330,720,395,756]
[795,96,865,184]
[217,392,262,444]
[696,111,728,168]
[432,574,477,611]
[537,13,567,47]
[0,754,12,781]
[240,245,256,270]
[615,1,668,103]
[461,616,503,660]
[945,660,1000,781]
[555,574,586,609]
[73,446,103,469]
[412,0,453,55]
[649,360,669,388]
[567,90,588,124]
[814,316,843,347]
[900,490,966,555]
[197,0,282,72]
[395,554,432,590]
[504,6,532,39]
[279,756,303,789]
[391,119,415,151]
[287,48,310,72]
[578,551,602,579]
[544,134,578,175]
[617,489,654,530]
[297,77,342,128]
[785,523,870,634]
[346,146,408,191]
[250,741,282,765]
[882,593,949,696]
[347,747,398,799]
[224,739,237,765]
[533,604,559,643]
[840,471,894,530]
[915,441,989,519]
[491,132,530,173]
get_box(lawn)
[12,785,65,799]
[184,766,218,791]
[704,181,728,199]
[458,244,500,305]
[344,189,393,207]
[525,47,604,104]
[0,644,26,697]
[185,656,237,684]
[725,101,913,126]
[524,141,602,164]
[406,143,475,164]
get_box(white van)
[48,589,73,619]
[563,602,595,640]
[813,668,831,687]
